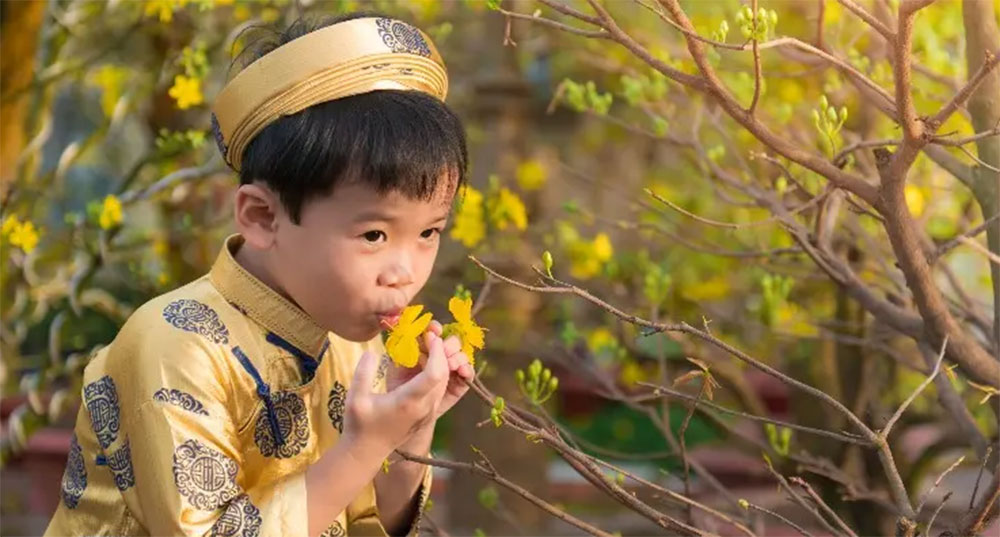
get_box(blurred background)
[2,0,998,535]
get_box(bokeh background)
[2,1,999,536]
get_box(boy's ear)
[234,183,282,249]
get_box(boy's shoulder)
[86,273,252,395]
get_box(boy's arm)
[373,423,435,536]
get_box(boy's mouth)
[376,309,402,329]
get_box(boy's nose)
[377,263,414,288]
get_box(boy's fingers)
[459,363,474,379]
[351,351,379,397]
[428,320,443,336]
[400,335,448,399]
[443,335,461,357]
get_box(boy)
[45,13,473,537]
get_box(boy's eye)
[420,228,441,239]
[362,230,387,243]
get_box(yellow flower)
[98,195,123,230]
[1,215,19,236]
[450,186,486,248]
[144,0,187,22]
[91,65,129,117]
[489,187,528,231]
[385,305,433,368]
[168,75,203,110]
[904,184,926,216]
[516,159,547,191]
[592,233,613,261]
[8,220,40,253]
[568,233,613,280]
[442,296,485,366]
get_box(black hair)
[226,13,467,224]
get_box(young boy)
[44,13,473,537]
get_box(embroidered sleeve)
[104,298,259,536]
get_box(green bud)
[819,95,828,110]
[541,368,551,384]
[739,499,749,510]
[515,370,525,383]
[549,377,559,391]
[811,109,820,123]
[839,106,848,122]
[542,250,554,277]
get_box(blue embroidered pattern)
[320,521,346,537]
[163,299,230,345]
[153,388,209,416]
[173,439,241,511]
[84,376,120,449]
[60,434,86,509]
[327,381,346,434]
[254,391,309,459]
[107,439,136,491]
[211,493,261,537]
[375,18,431,57]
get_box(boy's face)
[272,178,454,342]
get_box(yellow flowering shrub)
[168,75,204,110]
[450,185,486,248]
[98,195,123,230]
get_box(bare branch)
[957,235,1000,265]
[498,7,609,39]
[835,0,895,42]
[915,454,966,514]
[790,477,859,537]
[928,48,1000,129]
[748,0,763,115]
[634,383,871,445]
[396,451,616,537]
[881,337,948,438]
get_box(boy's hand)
[341,335,450,456]
[385,320,474,419]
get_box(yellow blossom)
[904,184,926,216]
[8,220,40,253]
[168,75,204,110]
[1,215,19,236]
[442,296,485,366]
[568,233,614,280]
[385,305,433,368]
[144,0,188,22]
[489,187,528,231]
[516,159,547,191]
[91,65,129,117]
[98,195,123,230]
[450,186,486,248]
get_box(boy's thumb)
[352,350,379,394]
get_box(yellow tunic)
[45,235,432,537]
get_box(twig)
[748,0,763,115]
[881,337,948,438]
[969,445,995,510]
[422,515,451,537]
[646,188,824,229]
[743,501,815,537]
[498,7,609,39]
[790,477,859,537]
[583,454,757,537]
[956,236,1000,266]
[915,454,966,514]
[933,213,1000,259]
[835,0,895,42]
[763,463,845,537]
[928,49,1000,129]
[634,383,871,446]
[926,491,952,537]
[396,451,616,537]
[957,143,1000,173]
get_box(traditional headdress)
[211,17,449,171]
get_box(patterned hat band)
[211,17,449,172]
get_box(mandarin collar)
[209,234,329,356]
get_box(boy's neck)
[233,239,296,306]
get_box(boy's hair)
[229,13,468,223]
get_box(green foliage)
[477,485,499,510]
[764,423,792,457]
[490,396,505,427]
[563,79,613,115]
[735,5,778,41]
